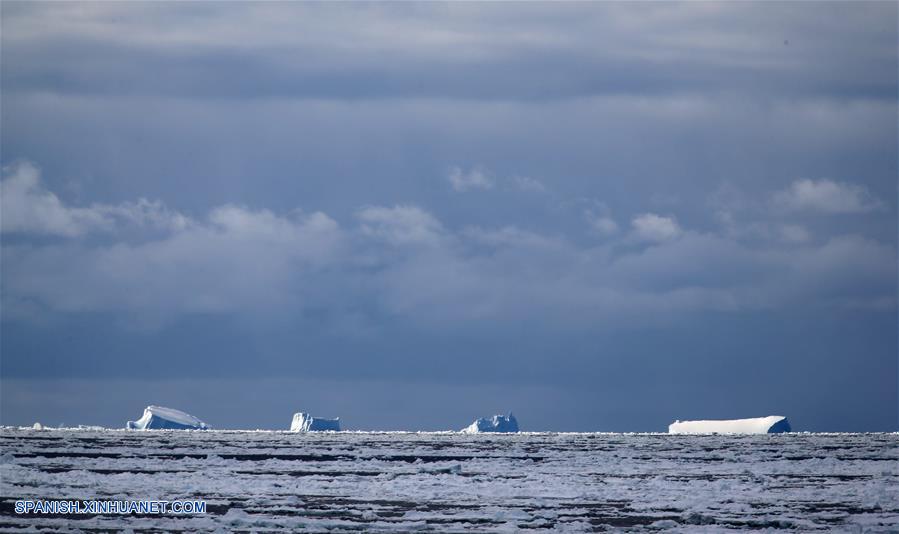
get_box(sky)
[1,2,896,431]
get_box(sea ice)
[126,405,209,430]
[461,413,519,433]
[668,415,791,434]
[1,430,894,532]
[291,412,341,432]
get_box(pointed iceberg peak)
[461,412,519,433]
[291,412,341,432]
[126,405,209,430]
[668,415,791,434]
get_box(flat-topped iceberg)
[126,405,209,430]
[668,415,791,434]
[462,413,519,433]
[291,412,341,432]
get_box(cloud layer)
[3,164,893,328]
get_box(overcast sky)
[1,2,896,431]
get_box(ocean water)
[1,430,896,531]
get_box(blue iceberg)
[462,413,519,433]
[291,412,341,432]
[126,405,209,430]
[668,415,791,434]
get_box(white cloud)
[1,161,191,236]
[2,204,343,321]
[512,176,546,193]
[631,213,682,242]
[593,217,619,236]
[357,205,444,245]
[447,166,493,192]
[582,203,619,237]
[779,224,811,243]
[449,168,546,194]
[209,204,336,243]
[585,212,619,237]
[463,226,565,250]
[1,162,110,236]
[95,199,191,233]
[773,179,883,214]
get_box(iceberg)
[461,413,519,433]
[668,415,791,434]
[291,412,341,432]
[126,405,209,430]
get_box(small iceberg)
[291,412,341,432]
[461,413,519,433]
[668,415,791,434]
[126,405,209,430]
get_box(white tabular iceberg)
[668,415,791,434]
[126,406,209,430]
[291,412,341,432]
[461,413,519,433]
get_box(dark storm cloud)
[2,2,896,101]
[1,2,896,430]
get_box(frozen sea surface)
[0,430,896,532]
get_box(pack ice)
[668,415,791,434]
[126,405,209,430]
[461,413,519,433]
[291,412,341,432]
